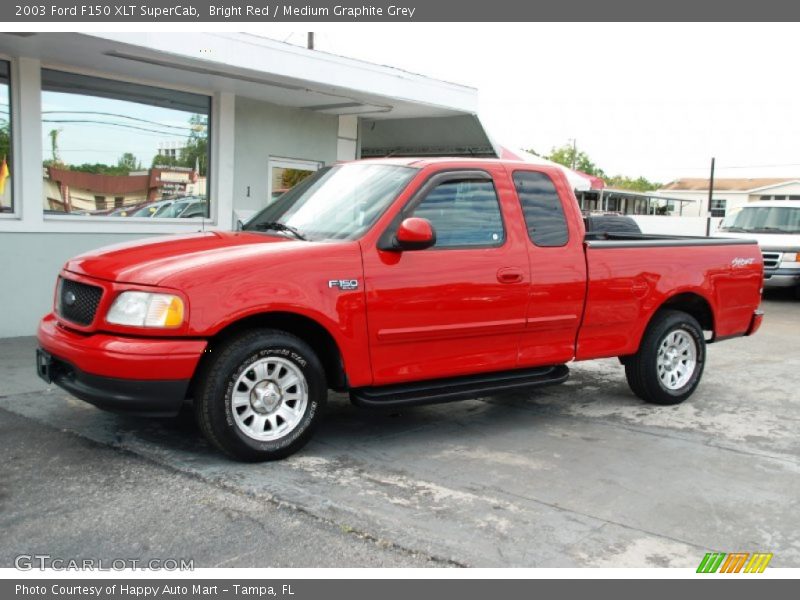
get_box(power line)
[41,119,198,138]
[42,110,198,131]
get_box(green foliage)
[545,142,661,191]
[0,118,9,163]
[117,152,141,172]
[151,114,208,175]
[603,174,662,192]
[280,168,313,189]
[547,143,605,177]
[68,163,131,176]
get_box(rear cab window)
[512,170,569,247]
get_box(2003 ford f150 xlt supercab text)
[36,159,765,461]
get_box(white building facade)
[0,32,496,337]
[656,178,800,217]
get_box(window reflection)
[41,70,210,218]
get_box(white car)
[716,200,800,296]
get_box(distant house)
[656,178,800,217]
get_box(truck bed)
[577,234,762,361]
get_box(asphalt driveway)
[1,289,798,568]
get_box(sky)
[269,23,800,184]
[40,90,196,168]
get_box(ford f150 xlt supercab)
[36,158,765,461]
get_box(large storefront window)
[0,61,12,214]
[41,69,210,218]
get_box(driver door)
[362,169,530,386]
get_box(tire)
[194,329,327,461]
[624,310,706,405]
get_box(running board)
[350,365,570,408]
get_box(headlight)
[106,292,184,328]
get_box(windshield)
[132,201,170,217]
[719,206,800,234]
[243,163,418,240]
[155,200,191,218]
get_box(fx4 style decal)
[328,279,359,291]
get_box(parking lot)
[1,289,798,568]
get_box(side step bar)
[350,365,570,408]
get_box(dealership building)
[0,32,497,337]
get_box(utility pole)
[705,157,716,236]
[569,138,577,170]
[307,32,315,50]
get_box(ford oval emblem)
[64,291,77,306]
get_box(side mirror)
[394,217,436,251]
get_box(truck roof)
[741,200,800,208]
[355,156,562,169]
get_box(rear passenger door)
[511,169,587,366]
[363,168,530,385]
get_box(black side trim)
[585,233,758,249]
[351,365,569,408]
[37,349,189,417]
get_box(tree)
[603,174,662,192]
[179,114,208,176]
[117,152,140,172]
[151,114,208,175]
[281,168,313,189]
[547,143,605,177]
[541,141,661,191]
[0,118,9,163]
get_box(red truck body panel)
[38,158,763,396]
[577,243,763,360]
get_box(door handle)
[497,267,524,284]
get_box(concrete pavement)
[1,289,798,568]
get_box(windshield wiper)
[751,227,786,233]
[250,221,307,240]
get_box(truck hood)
[64,231,300,286]
[714,230,800,250]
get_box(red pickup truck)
[36,159,764,461]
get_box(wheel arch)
[198,311,348,392]
[656,291,715,334]
[621,291,715,364]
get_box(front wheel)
[624,310,706,405]
[195,329,327,461]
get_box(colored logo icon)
[697,552,773,573]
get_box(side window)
[513,171,569,247]
[411,179,504,248]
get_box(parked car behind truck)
[716,200,800,297]
[36,159,764,461]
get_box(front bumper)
[763,268,800,288]
[37,314,207,417]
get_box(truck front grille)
[761,252,781,270]
[58,277,103,326]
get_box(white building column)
[14,57,43,227]
[337,115,358,161]
[211,91,235,230]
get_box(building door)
[267,158,321,205]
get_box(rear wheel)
[624,310,706,405]
[195,329,327,461]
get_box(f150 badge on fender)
[328,279,359,290]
